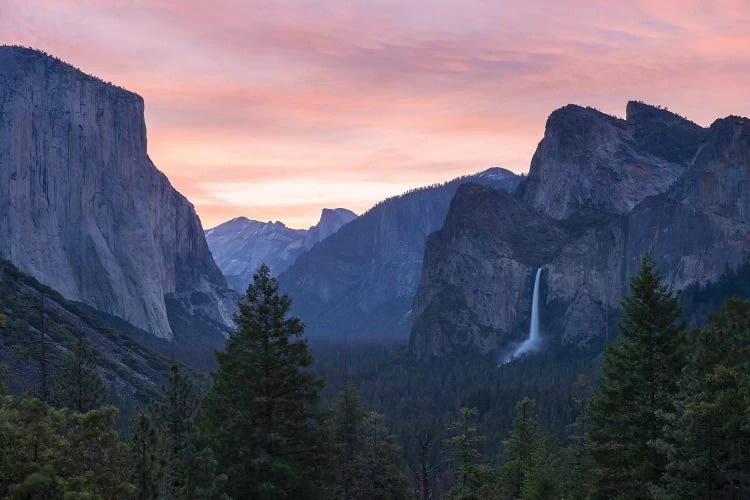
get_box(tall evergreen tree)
[409,429,439,500]
[151,364,201,499]
[656,298,750,498]
[444,407,497,499]
[499,397,546,498]
[54,337,106,412]
[332,381,409,500]
[587,254,686,498]
[129,410,163,500]
[333,377,367,500]
[353,411,410,500]
[200,264,334,499]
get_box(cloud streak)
[3,0,750,227]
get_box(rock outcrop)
[0,46,233,339]
[411,102,749,358]
[206,208,357,292]
[278,168,521,340]
[519,103,706,219]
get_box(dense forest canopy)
[1,259,749,498]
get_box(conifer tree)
[200,264,334,499]
[656,298,750,498]
[333,377,367,499]
[353,411,410,500]
[499,397,545,498]
[130,410,163,500]
[587,254,686,498]
[444,407,497,499]
[54,336,106,412]
[409,429,439,500]
[151,364,200,499]
[332,381,409,499]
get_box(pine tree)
[499,397,544,498]
[333,377,367,499]
[656,298,750,498]
[409,429,439,500]
[150,364,200,499]
[54,337,106,412]
[444,407,497,499]
[200,264,334,499]
[554,374,594,498]
[0,396,133,498]
[332,381,409,500]
[129,410,163,500]
[586,254,686,498]
[353,411,410,500]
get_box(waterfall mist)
[500,267,543,364]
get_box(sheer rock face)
[411,103,750,358]
[519,102,706,220]
[205,208,357,292]
[0,47,232,339]
[278,168,521,341]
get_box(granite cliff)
[279,168,521,340]
[0,46,234,340]
[411,102,749,358]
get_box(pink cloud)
[2,0,749,227]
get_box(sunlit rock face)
[0,46,233,339]
[206,208,357,293]
[411,102,750,358]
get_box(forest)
[0,257,749,499]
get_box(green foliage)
[332,381,409,499]
[0,395,133,498]
[443,407,498,499]
[587,254,687,498]
[54,337,106,412]
[2,257,749,498]
[655,298,750,498]
[200,264,334,498]
[0,258,168,411]
[128,410,163,500]
[498,398,545,498]
[150,365,225,499]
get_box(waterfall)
[502,267,543,364]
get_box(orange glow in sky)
[3,0,749,228]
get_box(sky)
[3,0,750,228]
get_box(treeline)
[433,255,750,499]
[2,258,749,498]
[0,266,409,499]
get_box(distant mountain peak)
[474,167,517,180]
[206,208,357,292]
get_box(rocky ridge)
[206,208,357,292]
[278,168,521,340]
[411,102,750,358]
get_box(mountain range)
[2,45,748,376]
[277,168,521,340]
[205,208,357,292]
[411,101,750,358]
